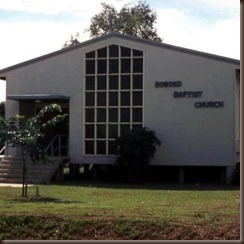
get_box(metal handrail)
[45,134,69,157]
[0,145,5,154]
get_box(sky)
[0,0,240,102]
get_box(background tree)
[116,127,161,182]
[63,1,162,48]
[0,104,66,197]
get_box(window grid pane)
[85,45,143,155]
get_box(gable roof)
[0,32,240,78]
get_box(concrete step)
[0,156,69,184]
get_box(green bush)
[116,127,160,182]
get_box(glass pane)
[121,91,130,106]
[97,141,106,154]
[120,124,130,136]
[121,46,131,57]
[109,75,118,90]
[97,108,106,122]
[109,45,119,57]
[85,108,94,122]
[109,124,118,138]
[133,75,143,89]
[86,60,95,74]
[109,59,119,73]
[133,49,143,57]
[85,140,94,154]
[120,108,130,122]
[97,47,107,58]
[121,59,131,73]
[133,91,143,106]
[97,124,106,138]
[85,124,94,138]
[97,60,107,74]
[97,92,106,106]
[97,76,107,90]
[86,51,95,58]
[121,75,130,90]
[109,108,118,122]
[85,92,95,106]
[108,140,117,155]
[86,76,95,90]
[109,92,118,106]
[133,58,143,73]
[133,108,142,122]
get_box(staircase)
[0,156,69,184]
[0,135,69,184]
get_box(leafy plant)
[116,127,161,182]
[0,104,66,197]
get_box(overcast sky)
[0,0,240,102]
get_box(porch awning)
[7,94,70,102]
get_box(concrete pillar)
[220,167,226,183]
[83,164,90,179]
[93,165,100,181]
[179,167,185,183]
[226,166,236,184]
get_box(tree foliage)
[63,1,162,48]
[116,127,161,182]
[0,104,66,197]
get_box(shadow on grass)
[48,180,240,191]
[9,197,86,204]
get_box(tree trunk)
[21,146,28,197]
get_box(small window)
[97,47,107,58]
[121,46,131,57]
[121,91,130,106]
[86,51,95,59]
[97,92,106,106]
[133,91,143,106]
[121,59,131,73]
[85,141,94,154]
[109,108,118,122]
[121,75,130,90]
[133,49,143,57]
[97,60,107,74]
[109,59,119,73]
[109,45,119,57]
[109,124,118,138]
[86,76,95,90]
[85,92,95,107]
[86,60,95,74]
[97,125,106,138]
[109,75,119,90]
[133,58,143,73]
[97,76,107,90]
[85,108,95,122]
[97,108,106,122]
[133,108,142,122]
[120,108,130,122]
[109,92,118,106]
[85,125,94,138]
[97,141,106,154]
[133,75,143,89]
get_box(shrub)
[116,127,161,182]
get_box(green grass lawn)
[0,182,240,240]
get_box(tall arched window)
[84,45,143,155]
